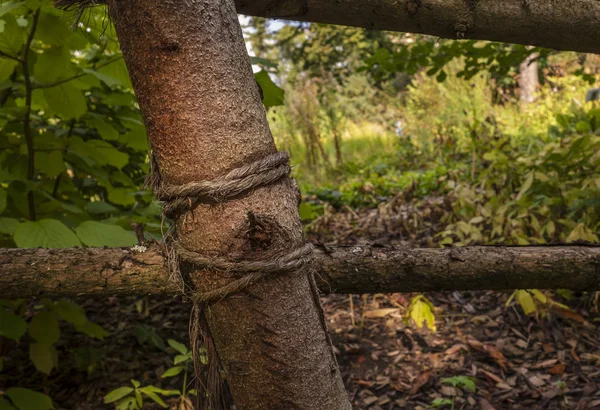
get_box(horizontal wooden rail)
[1,244,599,298]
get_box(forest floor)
[3,209,600,410]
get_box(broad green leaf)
[69,138,129,169]
[0,15,25,55]
[87,201,118,214]
[161,366,184,378]
[76,221,137,247]
[566,223,599,243]
[74,320,109,340]
[29,311,60,344]
[14,219,81,248]
[168,339,188,355]
[0,59,18,81]
[82,68,122,88]
[134,324,166,351]
[254,70,284,108]
[0,217,19,234]
[131,379,140,388]
[104,387,134,404]
[33,46,76,84]
[0,2,20,18]
[35,11,86,48]
[54,298,87,325]
[0,186,6,214]
[0,396,18,410]
[36,150,64,177]
[108,187,137,206]
[5,388,53,410]
[0,308,27,340]
[89,117,120,141]
[42,83,87,120]
[29,343,58,374]
[98,59,132,89]
[441,376,476,392]
[86,140,129,169]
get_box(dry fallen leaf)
[364,308,399,318]
[484,344,509,371]
[409,370,433,395]
[548,363,566,375]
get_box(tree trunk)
[235,0,600,54]
[519,52,539,104]
[2,245,600,298]
[106,0,349,409]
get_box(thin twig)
[0,49,24,63]
[22,8,41,221]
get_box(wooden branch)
[235,0,600,54]
[1,245,599,299]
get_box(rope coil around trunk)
[148,151,313,303]
[152,151,291,218]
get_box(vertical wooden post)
[107,0,351,408]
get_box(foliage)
[405,294,436,332]
[430,376,476,409]
[103,339,202,410]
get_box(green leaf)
[87,201,118,214]
[0,58,18,81]
[254,70,284,107]
[0,396,18,410]
[88,116,120,141]
[173,354,188,365]
[82,68,122,88]
[36,10,86,48]
[29,311,60,344]
[0,307,27,340]
[575,121,591,134]
[130,379,140,388]
[34,46,76,84]
[14,219,81,248]
[29,343,58,375]
[54,298,87,325]
[442,376,476,392]
[161,366,184,378]
[74,320,109,340]
[83,139,129,169]
[107,187,137,206]
[104,387,134,404]
[138,387,167,408]
[516,172,534,201]
[116,397,138,410]
[42,83,87,120]
[0,2,20,18]
[0,218,19,235]
[98,59,132,89]
[5,388,53,410]
[76,221,137,247]
[36,150,64,177]
[134,324,166,351]
[0,186,6,214]
[168,339,188,355]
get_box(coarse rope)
[147,150,335,410]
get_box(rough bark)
[519,52,539,104]
[235,0,600,54]
[106,0,349,409]
[2,245,599,298]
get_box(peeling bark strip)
[105,0,350,409]
[2,245,599,298]
[236,0,600,54]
